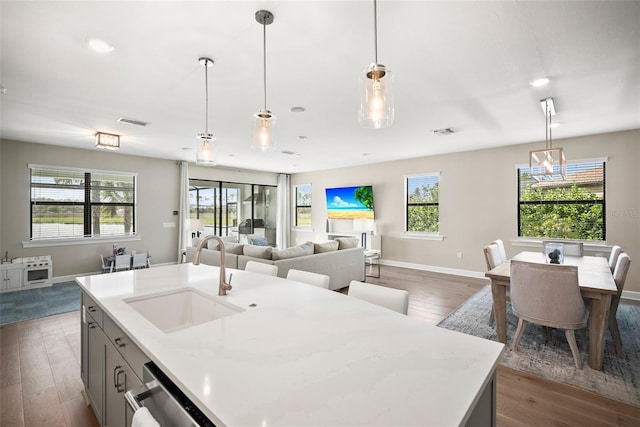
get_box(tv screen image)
[325,185,374,219]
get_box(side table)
[364,250,381,279]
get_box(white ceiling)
[1,1,639,174]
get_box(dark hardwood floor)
[1,264,638,426]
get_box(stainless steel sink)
[125,288,242,333]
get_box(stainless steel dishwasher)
[125,361,216,427]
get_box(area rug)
[437,286,640,408]
[0,281,80,325]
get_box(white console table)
[1,260,24,292]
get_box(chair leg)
[609,314,624,358]
[543,326,552,343]
[565,329,582,369]
[489,304,495,326]
[512,318,527,352]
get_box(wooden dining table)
[485,251,618,370]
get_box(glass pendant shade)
[196,135,217,165]
[252,110,276,152]
[359,64,394,129]
[529,147,566,181]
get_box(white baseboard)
[380,258,640,302]
[380,258,488,280]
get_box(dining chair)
[510,260,587,369]
[245,261,278,277]
[609,253,631,357]
[484,243,507,325]
[347,280,409,315]
[542,240,584,257]
[286,269,330,289]
[100,254,111,274]
[608,245,623,273]
[132,251,149,269]
[489,239,508,264]
[111,254,132,272]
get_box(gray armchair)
[510,260,588,369]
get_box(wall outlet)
[457,251,463,259]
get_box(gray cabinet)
[104,341,142,427]
[81,290,149,427]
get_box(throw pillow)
[192,237,203,248]
[223,242,244,255]
[336,237,359,250]
[250,236,270,246]
[207,239,220,250]
[314,241,339,253]
[243,244,273,260]
[272,241,314,261]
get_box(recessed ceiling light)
[289,106,306,113]
[87,38,114,53]
[181,147,193,151]
[432,128,455,136]
[530,77,550,87]
[297,135,308,140]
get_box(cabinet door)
[87,318,105,424]
[105,342,142,427]
[6,268,23,289]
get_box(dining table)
[485,251,618,370]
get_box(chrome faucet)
[192,235,233,296]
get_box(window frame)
[294,183,312,228]
[28,164,137,244]
[404,172,441,237]
[516,158,606,242]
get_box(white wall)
[290,129,640,293]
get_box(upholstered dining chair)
[100,254,111,274]
[609,253,631,357]
[347,281,409,315]
[490,239,508,264]
[286,269,330,289]
[484,243,507,325]
[111,254,131,272]
[132,251,149,269]
[608,245,623,273]
[245,261,278,276]
[510,260,588,369]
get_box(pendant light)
[529,98,566,181]
[252,10,276,152]
[359,0,394,129]
[196,57,217,166]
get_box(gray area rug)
[0,281,80,325]
[437,286,640,408]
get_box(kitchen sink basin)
[125,288,242,333]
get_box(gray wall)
[290,129,640,294]
[0,140,278,279]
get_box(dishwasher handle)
[124,379,160,411]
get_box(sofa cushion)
[336,237,359,249]
[192,237,203,248]
[272,241,314,261]
[314,241,339,253]
[249,236,270,246]
[207,239,221,250]
[223,242,244,255]
[243,244,272,260]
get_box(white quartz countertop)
[76,263,503,426]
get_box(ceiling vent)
[280,150,300,156]
[432,128,455,136]
[117,117,149,127]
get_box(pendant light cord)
[263,21,267,111]
[373,0,378,64]
[204,60,209,135]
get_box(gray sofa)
[185,239,364,291]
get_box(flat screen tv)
[325,185,374,219]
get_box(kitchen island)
[77,263,503,426]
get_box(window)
[30,165,136,240]
[405,173,440,233]
[518,160,605,240]
[295,184,312,227]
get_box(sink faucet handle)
[226,273,233,290]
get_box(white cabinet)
[1,263,24,291]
